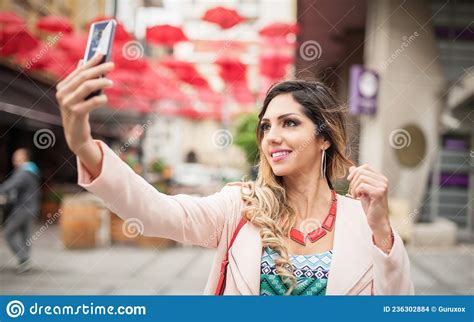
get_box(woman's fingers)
[351,176,387,198]
[347,165,388,198]
[73,94,108,115]
[57,59,84,90]
[351,173,383,191]
[62,78,113,108]
[57,52,102,90]
[353,183,380,199]
[59,61,114,96]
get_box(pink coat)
[78,141,415,295]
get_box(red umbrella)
[229,82,254,104]
[13,42,75,78]
[56,32,87,61]
[106,65,189,113]
[202,6,245,29]
[113,43,149,71]
[42,54,77,79]
[146,24,188,47]
[196,88,223,121]
[159,57,210,89]
[0,11,25,26]
[105,69,155,113]
[0,25,39,56]
[215,57,247,83]
[88,16,133,43]
[259,53,293,79]
[36,15,73,34]
[259,22,299,38]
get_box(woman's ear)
[320,137,331,150]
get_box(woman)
[55,53,414,295]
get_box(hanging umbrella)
[259,53,293,79]
[0,11,24,26]
[215,57,247,83]
[0,25,39,56]
[202,6,245,29]
[159,57,210,89]
[43,54,77,79]
[112,43,149,71]
[146,24,188,47]
[13,42,75,78]
[105,70,154,113]
[36,15,73,34]
[259,22,299,38]
[229,82,255,104]
[198,88,223,120]
[56,32,88,61]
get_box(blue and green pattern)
[260,247,332,296]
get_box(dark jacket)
[0,162,41,217]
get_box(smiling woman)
[55,55,413,295]
[240,80,356,294]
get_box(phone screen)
[83,20,116,99]
[84,20,116,63]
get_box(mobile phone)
[83,19,116,99]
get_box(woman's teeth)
[272,151,291,158]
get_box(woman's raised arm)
[56,56,241,247]
[77,141,242,248]
[55,52,114,179]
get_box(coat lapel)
[228,221,262,295]
[227,194,373,295]
[326,194,373,294]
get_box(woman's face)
[260,93,328,177]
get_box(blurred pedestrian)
[0,148,41,273]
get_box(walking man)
[0,148,41,273]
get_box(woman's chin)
[271,166,291,177]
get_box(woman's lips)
[271,151,292,162]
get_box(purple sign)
[349,65,379,115]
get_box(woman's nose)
[266,127,283,144]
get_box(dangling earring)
[320,149,327,179]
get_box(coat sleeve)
[371,228,415,295]
[0,170,26,195]
[77,140,243,248]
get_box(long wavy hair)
[240,80,354,294]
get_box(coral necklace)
[289,190,337,246]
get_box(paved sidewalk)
[0,224,472,295]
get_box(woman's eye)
[260,123,270,131]
[284,119,297,127]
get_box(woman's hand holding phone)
[55,52,115,178]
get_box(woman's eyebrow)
[261,113,299,122]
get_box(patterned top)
[260,247,333,296]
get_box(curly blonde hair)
[240,80,354,295]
